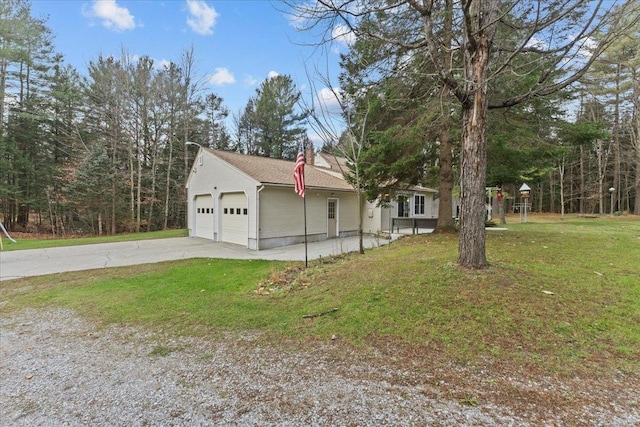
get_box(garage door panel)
[194,195,214,239]
[221,193,247,246]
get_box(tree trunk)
[163,138,174,229]
[436,126,456,232]
[129,143,135,232]
[435,0,456,234]
[498,196,506,225]
[549,171,555,213]
[136,140,142,233]
[559,158,566,218]
[458,96,488,268]
[580,146,585,214]
[633,70,640,215]
[613,66,621,214]
[456,0,498,268]
[0,58,7,134]
[538,183,543,213]
[597,139,605,215]
[357,189,364,254]
[147,137,159,232]
[635,156,640,215]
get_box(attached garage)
[220,192,248,245]
[194,195,214,239]
[186,148,363,250]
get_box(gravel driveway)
[1,307,638,426]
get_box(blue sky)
[30,0,349,142]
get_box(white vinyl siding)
[259,187,358,238]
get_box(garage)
[194,195,214,239]
[220,192,248,245]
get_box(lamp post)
[609,187,615,217]
[185,141,201,148]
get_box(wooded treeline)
[0,0,308,236]
[1,0,639,240]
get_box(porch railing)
[392,217,438,233]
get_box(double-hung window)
[414,195,425,216]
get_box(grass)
[1,214,639,377]
[0,228,188,251]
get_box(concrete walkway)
[0,235,400,281]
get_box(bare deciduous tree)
[302,69,371,254]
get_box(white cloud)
[525,36,547,50]
[307,131,326,148]
[186,0,218,36]
[85,0,136,32]
[244,75,258,86]
[316,87,343,114]
[267,70,280,80]
[209,67,235,85]
[332,24,355,48]
[577,36,597,58]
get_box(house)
[185,148,437,250]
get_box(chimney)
[305,147,314,166]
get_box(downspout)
[256,185,265,251]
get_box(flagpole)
[303,194,308,269]
[293,145,308,269]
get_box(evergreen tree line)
[2,0,638,244]
[0,0,307,235]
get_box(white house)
[185,148,437,250]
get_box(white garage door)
[221,193,248,246]
[194,195,214,239]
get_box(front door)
[327,198,338,238]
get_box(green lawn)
[2,215,639,377]
[0,228,188,251]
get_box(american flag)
[293,148,305,197]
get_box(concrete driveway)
[0,235,397,281]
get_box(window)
[206,208,210,214]
[197,208,201,214]
[236,208,241,215]
[414,195,425,215]
[397,196,409,217]
[224,208,228,214]
[328,200,336,219]
[243,208,248,215]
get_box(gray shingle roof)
[206,149,354,191]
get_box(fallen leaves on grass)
[255,266,306,295]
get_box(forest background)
[1,0,639,238]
